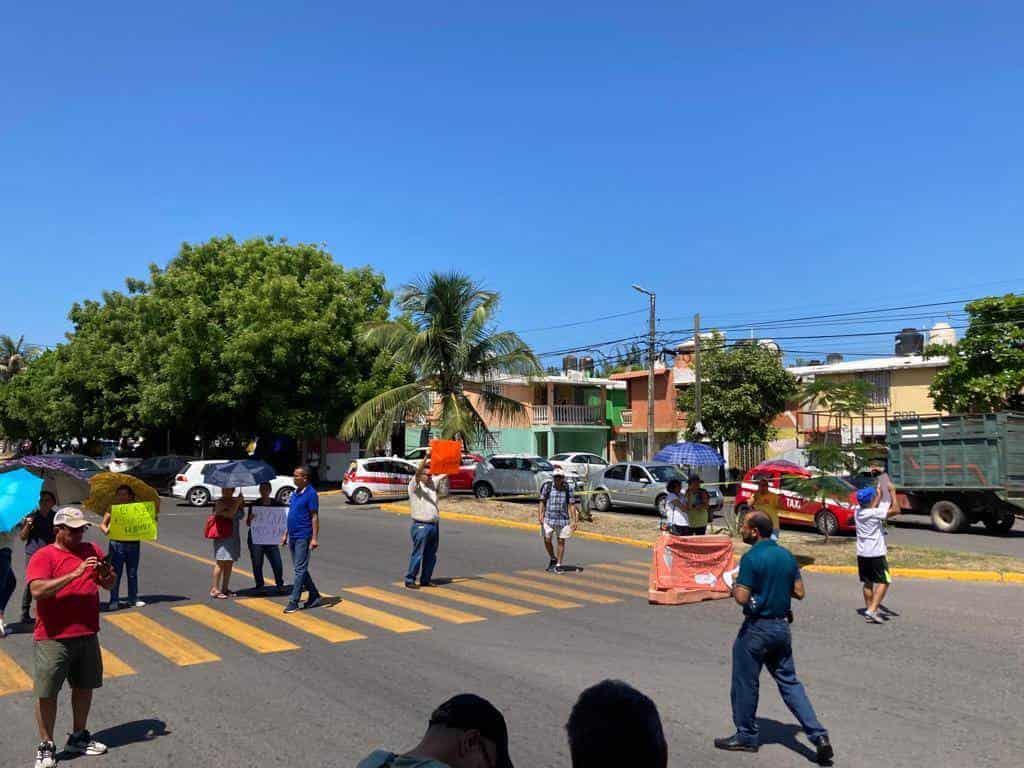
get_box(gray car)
[591,462,724,516]
[473,454,554,499]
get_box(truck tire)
[930,499,967,533]
[983,508,1017,534]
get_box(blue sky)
[2,2,1022,365]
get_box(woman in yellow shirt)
[750,477,781,540]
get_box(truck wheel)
[592,491,611,512]
[815,510,839,536]
[930,499,966,533]
[983,508,1016,534]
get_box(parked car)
[343,457,419,504]
[733,464,858,536]
[473,455,554,499]
[591,462,723,515]
[171,460,296,507]
[107,457,143,473]
[126,455,195,494]
[547,452,609,479]
[403,448,482,492]
[47,454,106,478]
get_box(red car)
[404,448,483,493]
[734,461,859,536]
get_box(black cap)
[429,694,513,768]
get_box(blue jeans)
[108,540,141,605]
[730,618,828,745]
[287,538,319,607]
[0,548,15,614]
[247,531,284,588]
[406,521,439,585]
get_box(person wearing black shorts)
[854,487,900,624]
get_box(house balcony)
[532,404,604,426]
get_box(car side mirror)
[639,477,651,484]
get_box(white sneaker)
[133,600,146,608]
[864,610,884,625]
[35,740,57,768]
[0,617,8,637]
[65,730,107,756]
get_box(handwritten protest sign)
[428,439,461,476]
[109,502,158,541]
[250,506,288,546]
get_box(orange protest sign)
[428,439,461,476]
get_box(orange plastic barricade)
[648,534,735,605]
[428,439,461,476]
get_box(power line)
[515,308,646,334]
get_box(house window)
[858,372,891,407]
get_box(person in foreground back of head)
[566,679,667,768]
[715,511,833,765]
[357,693,514,768]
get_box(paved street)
[2,495,1022,767]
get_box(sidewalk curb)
[376,504,1024,585]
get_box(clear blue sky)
[2,2,1022,365]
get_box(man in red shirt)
[27,507,115,768]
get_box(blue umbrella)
[653,442,724,467]
[0,468,45,532]
[202,460,277,488]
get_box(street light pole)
[632,284,656,461]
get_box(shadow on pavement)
[57,719,171,758]
[756,718,820,763]
[136,594,189,606]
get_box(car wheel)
[814,509,839,536]
[351,487,372,505]
[474,482,494,499]
[930,499,966,533]
[655,494,668,516]
[187,486,211,507]
[592,491,611,512]
[275,486,294,505]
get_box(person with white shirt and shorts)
[661,478,691,536]
[855,486,900,624]
[539,470,578,572]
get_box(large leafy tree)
[342,272,542,449]
[677,334,799,446]
[929,294,1024,412]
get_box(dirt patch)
[433,496,1024,574]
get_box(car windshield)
[61,456,101,471]
[532,459,554,471]
[550,454,570,461]
[647,465,685,482]
[811,475,856,496]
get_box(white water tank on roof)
[929,322,957,346]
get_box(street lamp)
[632,285,656,461]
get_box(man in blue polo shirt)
[715,511,833,765]
[281,466,322,614]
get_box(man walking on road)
[26,507,115,768]
[715,511,833,765]
[405,460,444,589]
[856,487,900,624]
[282,467,322,614]
[539,469,579,572]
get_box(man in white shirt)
[855,486,900,624]
[661,478,690,536]
[405,460,445,589]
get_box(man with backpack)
[539,469,579,573]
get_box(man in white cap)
[538,469,579,572]
[26,507,115,768]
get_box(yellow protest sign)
[108,502,158,541]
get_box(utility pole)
[693,313,703,439]
[632,285,656,461]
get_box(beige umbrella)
[85,472,161,517]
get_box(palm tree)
[0,334,39,382]
[341,272,542,450]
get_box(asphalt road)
[1,494,1022,767]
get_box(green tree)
[342,272,542,449]
[677,335,799,446]
[928,294,1024,412]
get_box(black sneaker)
[283,603,299,614]
[713,735,758,753]
[65,729,107,756]
[546,560,557,572]
[813,736,834,765]
[404,580,418,589]
[35,740,57,768]
[21,614,33,626]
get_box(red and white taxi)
[734,461,859,536]
[343,457,418,505]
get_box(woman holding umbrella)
[210,487,245,598]
[99,484,146,610]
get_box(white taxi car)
[343,457,419,505]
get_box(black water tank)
[826,353,844,365]
[579,356,595,374]
[562,355,579,372]
[895,328,924,356]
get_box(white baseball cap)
[53,507,90,529]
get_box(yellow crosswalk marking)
[584,566,649,586]
[452,579,582,609]
[238,598,366,643]
[101,647,135,678]
[0,648,32,696]
[343,586,485,624]
[394,584,537,616]
[173,605,300,653]
[329,599,431,633]
[106,612,220,666]
[484,573,620,604]
[592,563,650,577]
[531,570,647,598]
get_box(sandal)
[210,590,228,599]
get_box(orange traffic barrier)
[648,534,735,605]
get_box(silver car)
[473,454,554,499]
[591,462,724,515]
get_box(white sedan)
[548,452,609,479]
[171,459,296,507]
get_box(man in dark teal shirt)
[715,511,833,765]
